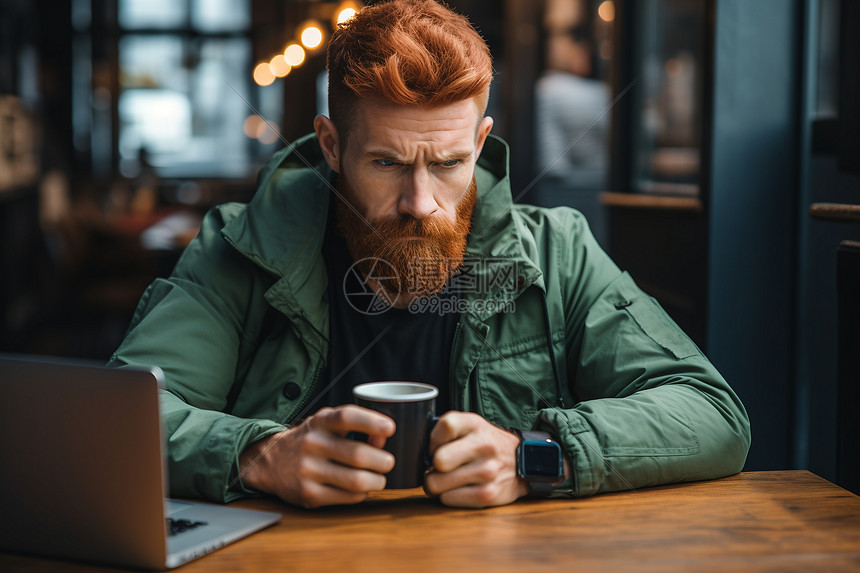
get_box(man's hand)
[238,405,395,508]
[423,411,529,508]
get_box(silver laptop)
[0,354,281,570]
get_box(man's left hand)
[423,411,529,508]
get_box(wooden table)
[3,471,860,572]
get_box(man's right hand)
[238,405,396,508]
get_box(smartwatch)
[513,429,563,497]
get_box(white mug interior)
[352,382,439,403]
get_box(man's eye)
[375,159,397,167]
[440,159,462,167]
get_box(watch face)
[522,442,561,478]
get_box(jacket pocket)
[601,405,701,457]
[475,338,556,429]
[620,298,700,360]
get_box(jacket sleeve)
[534,211,751,497]
[108,207,286,503]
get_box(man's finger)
[431,432,477,473]
[429,411,478,452]
[317,459,389,494]
[326,437,396,474]
[424,461,472,496]
[438,483,505,509]
[294,479,371,509]
[366,434,387,449]
[313,405,396,439]
[425,454,501,494]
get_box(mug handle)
[423,415,440,470]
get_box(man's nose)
[397,168,438,220]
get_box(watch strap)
[527,480,555,495]
[520,430,552,442]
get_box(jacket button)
[282,382,301,400]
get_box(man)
[109,0,750,509]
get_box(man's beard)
[335,174,477,305]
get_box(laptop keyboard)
[168,518,208,536]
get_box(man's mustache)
[370,215,457,241]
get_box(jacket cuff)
[534,407,603,498]
[223,424,287,502]
[169,414,287,503]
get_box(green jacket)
[109,134,750,503]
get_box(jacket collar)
[222,133,332,280]
[467,135,545,315]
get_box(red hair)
[327,0,493,140]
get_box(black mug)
[352,381,439,489]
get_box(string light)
[258,122,280,145]
[243,114,280,144]
[252,62,275,86]
[336,7,356,26]
[269,54,291,78]
[300,21,324,49]
[284,43,306,67]
[253,2,366,85]
[243,115,264,138]
[334,1,363,28]
[598,1,615,23]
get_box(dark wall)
[796,159,860,482]
[706,0,802,471]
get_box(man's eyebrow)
[363,147,407,160]
[437,150,474,161]
[362,147,474,162]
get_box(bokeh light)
[243,114,281,145]
[598,1,615,23]
[336,8,357,26]
[333,1,363,28]
[253,62,275,86]
[269,54,291,78]
[284,43,306,67]
[243,115,264,138]
[300,23,324,49]
[258,122,281,145]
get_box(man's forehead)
[356,96,481,126]
[350,98,484,151]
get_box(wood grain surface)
[3,471,859,572]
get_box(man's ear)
[474,115,494,159]
[314,115,341,173]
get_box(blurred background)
[1,0,859,490]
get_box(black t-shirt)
[317,219,458,413]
